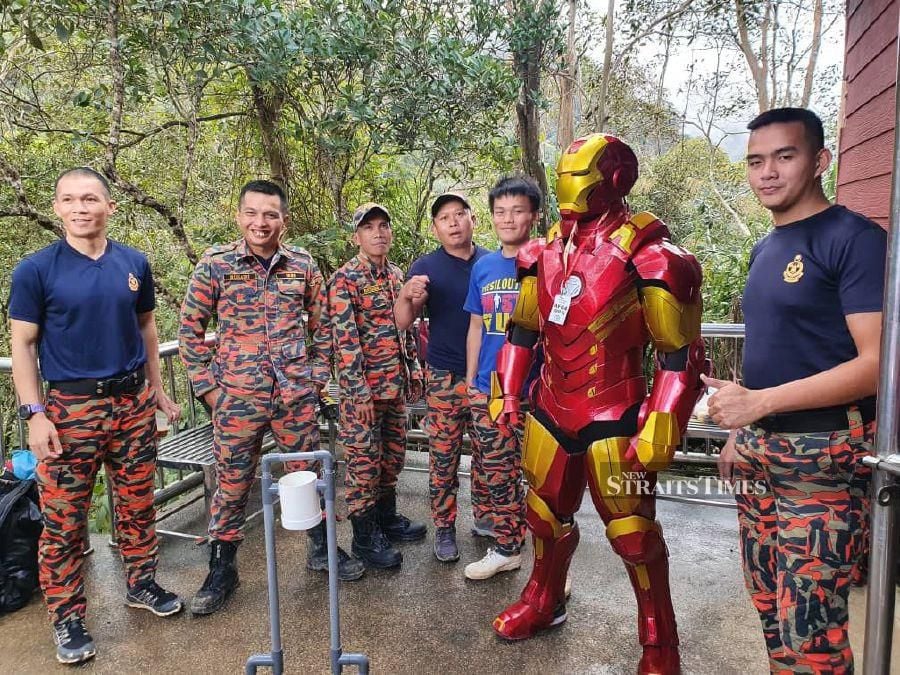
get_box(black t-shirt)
[742,204,886,392]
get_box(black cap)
[430,191,471,218]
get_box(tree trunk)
[595,0,615,132]
[557,0,578,152]
[801,0,823,107]
[251,83,291,193]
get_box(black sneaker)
[53,616,96,665]
[125,579,184,617]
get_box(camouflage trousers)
[467,387,526,552]
[733,414,874,674]
[210,386,319,542]
[36,385,159,624]
[425,367,486,528]
[339,396,407,516]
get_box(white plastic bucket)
[278,471,322,530]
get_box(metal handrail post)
[862,32,900,674]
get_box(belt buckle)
[95,378,110,396]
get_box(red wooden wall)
[837,0,898,228]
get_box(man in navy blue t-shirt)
[9,168,183,665]
[394,192,488,562]
[704,109,886,673]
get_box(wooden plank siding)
[837,0,898,227]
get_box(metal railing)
[1,324,743,466]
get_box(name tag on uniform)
[276,272,303,280]
[362,283,383,295]
[224,273,255,283]
[548,294,571,325]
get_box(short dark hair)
[239,180,288,213]
[54,167,111,198]
[747,107,825,152]
[488,175,543,213]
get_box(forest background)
[0,0,842,452]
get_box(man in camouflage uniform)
[708,108,885,673]
[180,180,364,616]
[317,203,426,568]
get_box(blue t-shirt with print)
[465,249,542,395]
[9,239,156,381]
[742,204,886,395]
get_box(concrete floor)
[1,461,898,674]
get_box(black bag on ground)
[0,474,42,612]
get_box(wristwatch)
[17,403,46,420]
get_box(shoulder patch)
[204,241,240,257]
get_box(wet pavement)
[1,457,898,674]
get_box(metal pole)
[863,30,900,674]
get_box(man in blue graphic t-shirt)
[461,175,542,580]
[704,108,886,673]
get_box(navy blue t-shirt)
[10,239,156,381]
[408,245,489,375]
[742,205,886,392]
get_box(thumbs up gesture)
[701,374,771,430]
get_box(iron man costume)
[489,134,707,675]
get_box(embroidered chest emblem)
[362,283,384,296]
[128,272,139,292]
[783,255,804,283]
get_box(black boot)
[350,508,402,569]
[190,540,239,616]
[375,489,427,543]
[306,520,365,581]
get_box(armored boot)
[493,522,579,640]
[375,489,426,543]
[191,540,239,616]
[350,508,402,569]
[608,518,680,675]
[306,520,365,581]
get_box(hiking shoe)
[433,526,459,562]
[470,518,497,539]
[126,579,184,617]
[465,548,522,580]
[53,616,96,665]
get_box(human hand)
[203,388,221,413]
[402,275,429,306]
[702,374,769,429]
[358,400,374,426]
[154,387,182,424]
[28,414,62,460]
[407,378,424,404]
[717,431,739,482]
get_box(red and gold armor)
[490,134,707,675]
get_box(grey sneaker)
[53,616,96,665]
[433,526,459,562]
[125,579,184,617]
[470,518,497,539]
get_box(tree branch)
[0,154,62,237]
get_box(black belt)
[49,366,146,397]
[755,400,876,434]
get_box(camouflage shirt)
[317,254,421,402]
[179,238,327,404]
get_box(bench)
[152,423,276,540]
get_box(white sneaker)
[464,548,522,580]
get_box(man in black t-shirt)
[703,108,886,673]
